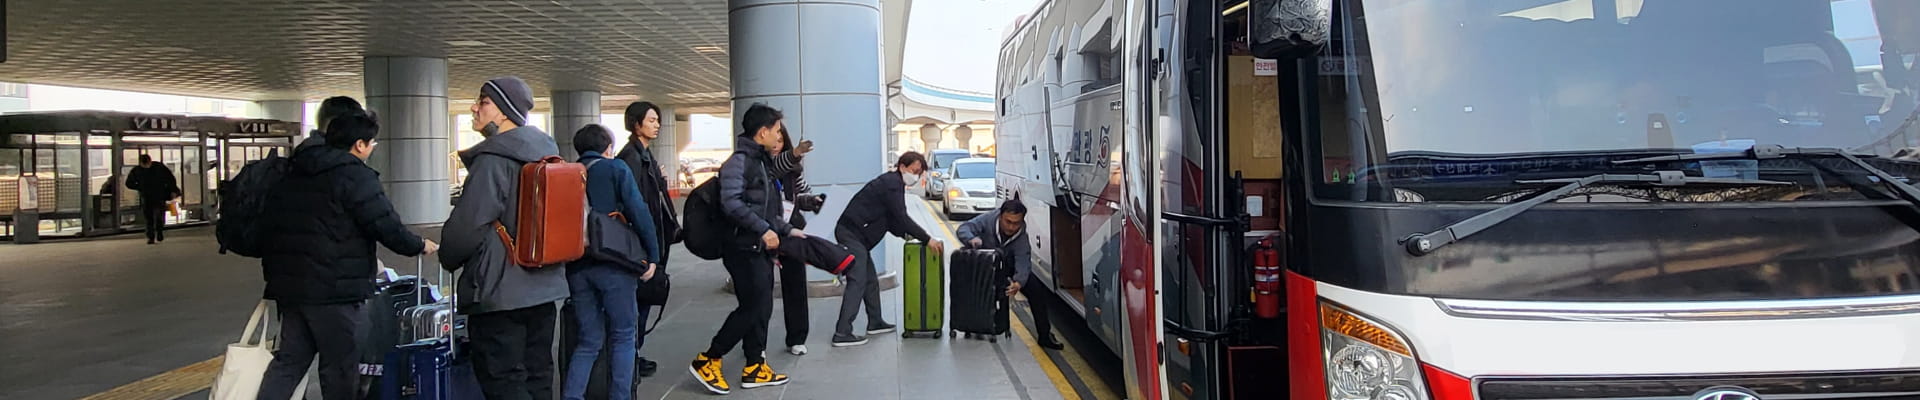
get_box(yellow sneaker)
[740,361,790,388]
[690,354,731,394]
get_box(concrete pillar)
[550,90,601,160]
[259,100,306,132]
[919,123,943,150]
[649,107,682,188]
[363,56,451,225]
[954,124,974,151]
[732,0,886,281]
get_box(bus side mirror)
[1248,0,1332,59]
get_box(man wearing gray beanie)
[440,76,570,400]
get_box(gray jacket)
[955,210,1033,283]
[439,125,570,314]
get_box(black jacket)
[836,171,932,247]
[616,139,681,246]
[719,136,793,250]
[124,163,179,202]
[260,146,426,305]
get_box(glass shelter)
[0,111,297,239]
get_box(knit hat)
[480,76,534,127]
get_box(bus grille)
[1475,370,1920,400]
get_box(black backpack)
[680,179,730,260]
[216,148,290,257]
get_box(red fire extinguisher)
[1251,237,1282,319]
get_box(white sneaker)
[789,345,809,356]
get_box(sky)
[901,0,1041,95]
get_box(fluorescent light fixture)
[613,82,637,87]
[321,71,360,77]
[692,45,726,54]
[446,40,488,47]
[1223,1,1248,15]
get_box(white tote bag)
[209,300,311,400]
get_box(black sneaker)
[831,334,870,347]
[866,322,897,335]
[638,357,658,377]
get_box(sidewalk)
[1,198,1069,399]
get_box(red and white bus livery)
[997,0,1920,399]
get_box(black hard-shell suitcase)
[949,248,1011,341]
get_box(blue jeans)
[564,265,642,400]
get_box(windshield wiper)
[1612,144,1920,208]
[1402,171,1788,256]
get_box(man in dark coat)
[689,103,800,395]
[829,151,942,347]
[254,113,436,400]
[613,101,680,377]
[123,154,179,244]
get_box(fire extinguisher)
[1251,237,1282,319]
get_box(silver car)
[939,158,997,219]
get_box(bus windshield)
[1316,0,1920,202]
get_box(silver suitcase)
[400,302,454,342]
[397,258,459,344]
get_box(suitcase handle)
[416,258,457,358]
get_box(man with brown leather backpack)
[440,76,570,400]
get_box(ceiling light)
[220,69,244,73]
[613,83,637,87]
[321,72,360,77]
[143,46,193,53]
[605,94,640,101]
[446,40,488,47]
[692,45,726,54]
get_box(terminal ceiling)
[0,0,746,114]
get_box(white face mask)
[902,171,923,187]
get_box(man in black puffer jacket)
[689,103,803,394]
[255,113,438,400]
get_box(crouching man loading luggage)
[955,199,1063,350]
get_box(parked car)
[940,158,997,219]
[924,148,972,199]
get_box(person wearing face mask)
[828,151,943,347]
[441,76,571,400]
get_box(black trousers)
[1020,275,1053,341]
[777,253,809,347]
[258,302,364,400]
[140,199,167,242]
[832,226,885,337]
[707,250,775,364]
[470,303,559,400]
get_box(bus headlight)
[1322,303,1427,400]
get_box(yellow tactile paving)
[80,356,222,400]
[926,199,1114,400]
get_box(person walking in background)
[828,151,942,347]
[614,101,680,377]
[690,103,800,395]
[124,153,179,244]
[254,112,439,399]
[564,124,661,400]
[440,76,570,400]
[955,199,1062,350]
